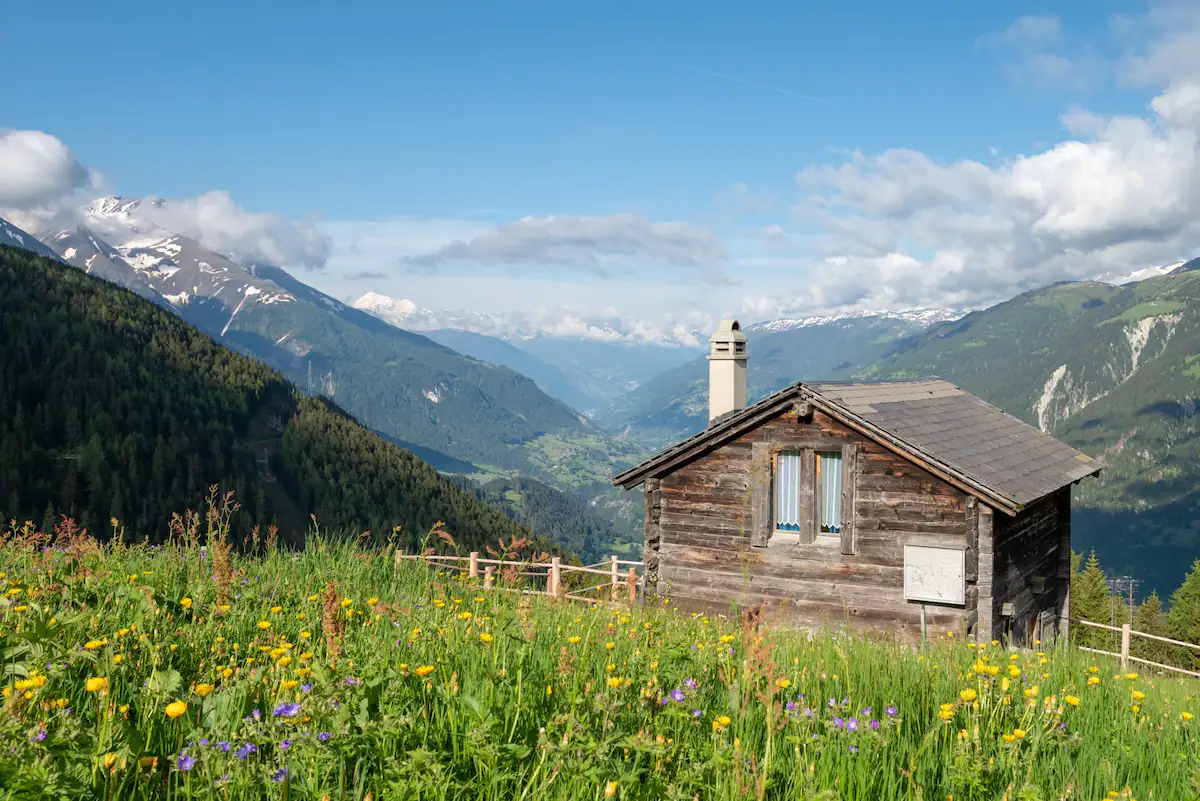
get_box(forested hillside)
[0,245,563,557]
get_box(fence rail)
[1070,618,1200,678]
[397,551,644,607]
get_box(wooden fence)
[396,551,644,607]
[1070,617,1200,678]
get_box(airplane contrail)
[677,64,838,107]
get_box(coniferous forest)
[0,245,564,556]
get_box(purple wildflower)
[659,696,670,706]
[301,683,312,692]
[176,752,196,771]
[235,743,257,760]
[861,706,873,717]
[273,703,301,718]
[828,698,837,708]
[885,705,899,718]
[318,732,333,742]
[832,716,845,729]
[345,677,360,686]
[848,745,859,754]
[691,708,702,718]
[217,741,230,752]
[786,700,796,712]
[870,720,880,731]
[670,689,685,703]
[272,767,290,782]
[199,738,209,747]
[683,678,697,691]
[847,718,859,733]
[252,708,261,720]
[280,739,292,750]
[32,728,47,742]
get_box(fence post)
[626,567,637,607]
[469,552,479,579]
[549,557,561,599]
[483,565,494,590]
[394,549,403,568]
[1120,623,1131,670]
[611,555,619,601]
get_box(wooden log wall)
[991,492,1064,646]
[654,406,979,642]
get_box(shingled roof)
[611,378,1103,515]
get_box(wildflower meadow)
[1,514,1197,800]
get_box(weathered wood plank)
[749,442,771,547]
[976,504,995,640]
[668,584,966,628]
[840,442,858,554]
[799,447,816,544]
[659,541,904,584]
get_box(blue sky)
[3,1,1199,340]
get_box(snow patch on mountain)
[747,308,964,334]
[1093,261,1185,286]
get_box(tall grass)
[1,521,1197,800]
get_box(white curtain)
[818,451,842,533]
[774,451,801,531]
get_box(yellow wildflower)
[270,606,282,614]
[775,677,791,690]
[479,632,494,644]
[195,683,215,697]
[567,635,582,644]
[960,688,977,702]
[1064,695,1080,707]
[605,779,618,798]
[164,700,188,719]
[180,597,192,610]
[415,665,435,678]
[257,621,271,630]
[1013,728,1026,740]
[607,676,624,689]
[85,677,108,693]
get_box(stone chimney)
[707,320,748,423]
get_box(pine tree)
[1131,591,1176,667]
[1167,559,1200,670]
[1070,550,1115,650]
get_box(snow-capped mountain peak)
[746,308,964,334]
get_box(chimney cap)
[709,319,747,343]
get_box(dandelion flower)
[605,780,618,798]
[195,683,215,697]
[567,636,582,644]
[179,598,192,610]
[257,621,271,630]
[1182,712,1193,722]
[1013,728,1026,740]
[607,676,624,689]
[959,688,977,702]
[85,677,108,693]
[414,665,435,678]
[717,715,731,727]
[1064,695,1080,707]
[165,700,188,719]
[775,678,792,690]
[479,632,493,644]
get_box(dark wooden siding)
[990,491,1067,645]
[653,407,980,640]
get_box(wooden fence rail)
[397,551,644,607]
[1070,618,1200,678]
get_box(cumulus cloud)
[762,11,1200,320]
[138,191,331,269]
[399,213,729,279]
[0,129,101,231]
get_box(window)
[816,451,842,534]
[772,450,843,537]
[774,451,802,532]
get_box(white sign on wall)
[903,544,966,606]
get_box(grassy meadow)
[1,514,1198,800]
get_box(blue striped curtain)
[818,451,842,533]
[774,451,801,531]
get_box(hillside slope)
[862,274,1200,596]
[32,199,638,486]
[597,316,930,448]
[421,328,593,412]
[0,244,566,557]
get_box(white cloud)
[137,191,330,269]
[398,213,729,279]
[766,9,1200,320]
[978,13,1105,92]
[0,129,101,231]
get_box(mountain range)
[1,205,650,551]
